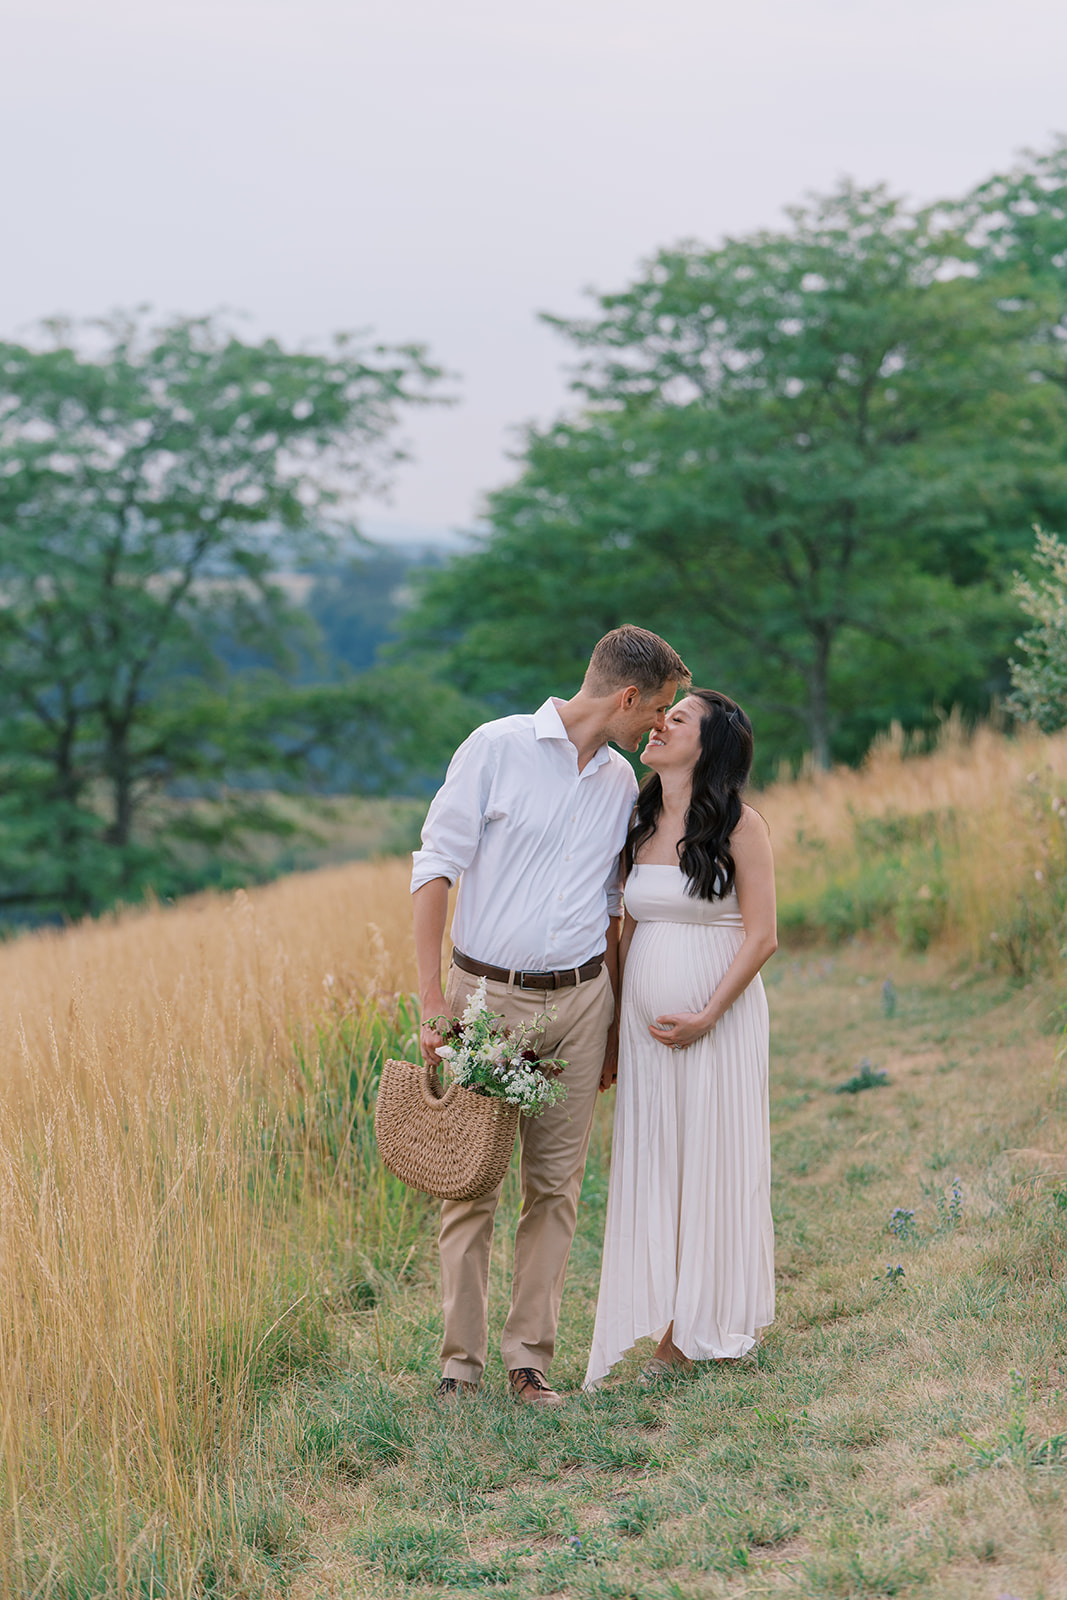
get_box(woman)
[584,689,777,1388]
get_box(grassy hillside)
[762,718,1067,982]
[0,725,1064,1596]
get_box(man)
[411,625,690,1404]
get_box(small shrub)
[888,1207,916,1240]
[935,1177,963,1231]
[854,809,947,853]
[1008,527,1067,732]
[895,874,947,952]
[798,864,900,943]
[834,1059,888,1095]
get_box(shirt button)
[565,854,571,861]
[558,893,564,900]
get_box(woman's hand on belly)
[648,1010,709,1052]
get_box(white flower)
[431,980,567,1115]
[461,978,490,1025]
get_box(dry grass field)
[1,724,1065,1598]
[761,717,1067,973]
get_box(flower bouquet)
[431,977,568,1117]
[374,978,567,1202]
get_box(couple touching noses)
[411,625,776,1404]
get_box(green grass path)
[266,944,1067,1599]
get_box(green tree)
[962,136,1067,389]
[407,182,1046,770]
[1008,527,1067,730]
[957,138,1067,530]
[0,311,460,915]
[959,141,1067,736]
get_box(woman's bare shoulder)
[735,802,770,837]
[732,804,774,869]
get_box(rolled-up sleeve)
[603,850,626,919]
[410,728,495,893]
[604,782,637,917]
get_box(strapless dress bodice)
[623,863,744,928]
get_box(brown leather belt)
[452,948,605,991]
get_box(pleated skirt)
[584,917,775,1387]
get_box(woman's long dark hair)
[625,689,754,901]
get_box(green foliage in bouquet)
[431,979,568,1117]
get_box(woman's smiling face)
[642,695,704,776]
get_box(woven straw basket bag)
[375,1057,520,1202]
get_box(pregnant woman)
[585,689,777,1387]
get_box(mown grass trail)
[270,941,1067,1600]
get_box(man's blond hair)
[583,625,690,697]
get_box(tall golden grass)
[0,860,422,1596]
[1,859,417,1103]
[0,723,1063,1593]
[761,718,1067,967]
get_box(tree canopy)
[0,312,472,915]
[406,146,1067,773]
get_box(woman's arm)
[649,807,777,1050]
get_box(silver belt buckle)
[518,968,549,990]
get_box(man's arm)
[410,726,494,1067]
[413,876,451,1067]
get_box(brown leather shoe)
[508,1366,563,1406]
[435,1376,479,1400]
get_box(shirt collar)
[534,698,611,773]
[533,698,569,741]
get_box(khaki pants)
[439,961,614,1382]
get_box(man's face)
[610,680,679,751]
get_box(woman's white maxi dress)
[584,864,774,1387]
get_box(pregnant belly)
[624,920,743,1026]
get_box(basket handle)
[413,1058,460,1110]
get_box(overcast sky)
[4,0,1066,542]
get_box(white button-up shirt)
[411,698,638,972]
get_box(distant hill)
[304,545,446,677]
